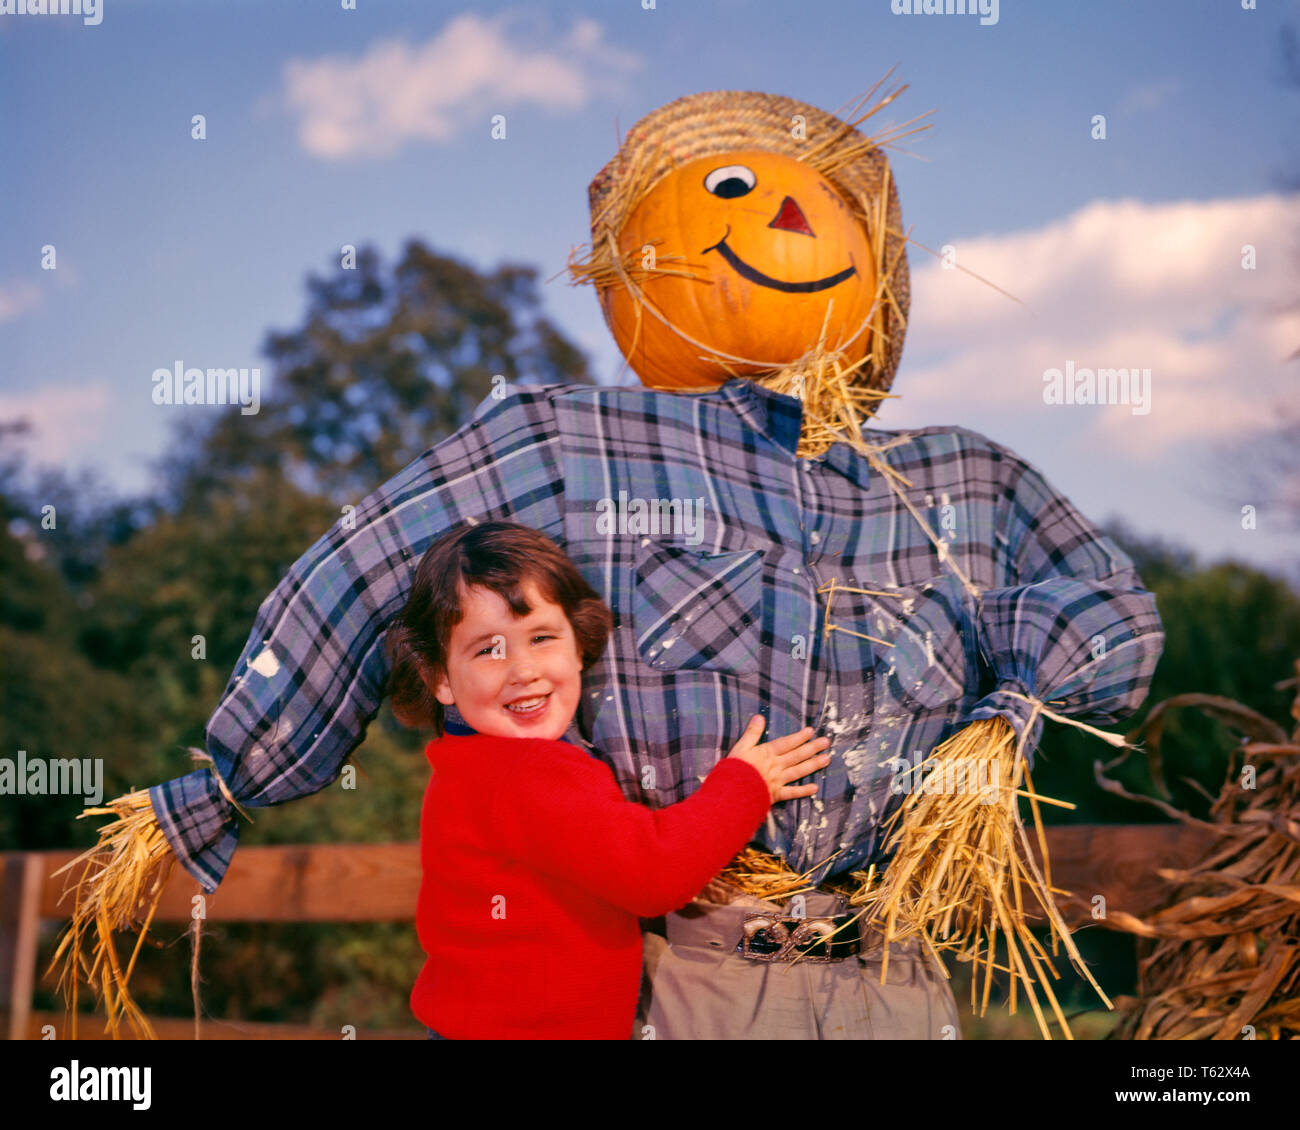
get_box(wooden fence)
[0,825,1216,1040]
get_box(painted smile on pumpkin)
[701,224,858,294]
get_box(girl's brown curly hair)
[385,521,613,736]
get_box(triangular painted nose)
[768,196,815,237]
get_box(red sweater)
[409,730,770,1039]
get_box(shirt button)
[809,531,821,544]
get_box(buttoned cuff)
[149,770,241,894]
[957,678,1045,769]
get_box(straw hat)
[584,88,911,397]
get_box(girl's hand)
[726,715,832,804]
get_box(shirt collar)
[713,377,883,490]
[715,378,803,455]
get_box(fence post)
[0,853,46,1041]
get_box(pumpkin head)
[599,150,879,390]
[574,89,912,426]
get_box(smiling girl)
[385,519,830,1040]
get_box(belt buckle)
[736,912,860,963]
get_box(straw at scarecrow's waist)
[710,844,886,905]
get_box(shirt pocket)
[630,540,765,675]
[823,574,973,716]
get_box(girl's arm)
[487,727,826,918]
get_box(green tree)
[161,240,592,509]
[0,431,153,853]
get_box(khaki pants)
[633,885,961,1040]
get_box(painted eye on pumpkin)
[703,164,756,199]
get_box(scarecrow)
[54,77,1164,1040]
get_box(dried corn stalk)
[1097,660,1300,1040]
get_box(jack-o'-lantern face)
[599,150,879,390]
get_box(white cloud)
[0,381,112,465]
[885,193,1300,456]
[0,280,42,323]
[281,12,641,160]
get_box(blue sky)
[3,0,1299,579]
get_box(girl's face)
[428,580,584,743]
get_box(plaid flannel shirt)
[151,378,1164,892]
